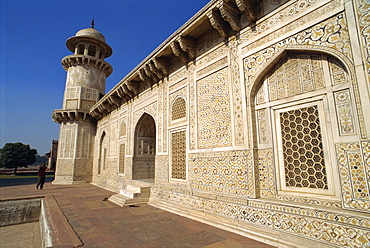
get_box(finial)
[91,19,95,29]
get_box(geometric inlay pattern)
[356,0,370,76]
[280,105,328,189]
[171,131,186,180]
[119,143,125,173]
[336,141,370,211]
[258,149,277,198]
[328,57,348,85]
[197,67,232,148]
[150,188,370,247]
[155,155,169,183]
[230,40,245,146]
[256,54,325,105]
[189,150,253,196]
[245,13,367,141]
[334,89,356,135]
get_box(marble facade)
[53,0,370,247]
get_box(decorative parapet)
[61,55,113,77]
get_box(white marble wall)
[90,0,370,247]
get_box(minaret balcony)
[52,109,95,124]
[61,55,113,77]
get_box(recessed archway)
[252,51,350,199]
[132,113,156,181]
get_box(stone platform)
[0,178,275,247]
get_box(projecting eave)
[90,0,259,120]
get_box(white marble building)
[53,0,370,247]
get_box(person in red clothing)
[36,162,47,190]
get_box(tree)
[31,154,48,166]
[0,143,37,174]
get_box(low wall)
[0,197,43,227]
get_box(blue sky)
[0,0,210,155]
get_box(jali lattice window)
[171,130,186,180]
[172,97,186,121]
[280,105,328,189]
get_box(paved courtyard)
[0,178,275,247]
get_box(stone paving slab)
[0,222,41,248]
[0,179,275,247]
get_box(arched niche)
[132,113,156,181]
[98,131,107,174]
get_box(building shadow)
[0,176,54,187]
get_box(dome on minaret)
[66,27,112,58]
[75,28,106,43]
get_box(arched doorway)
[132,113,156,181]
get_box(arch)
[171,96,186,121]
[98,131,107,174]
[133,104,157,128]
[249,45,354,102]
[251,50,352,199]
[132,113,156,181]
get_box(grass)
[0,175,55,179]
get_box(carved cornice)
[235,0,256,22]
[87,0,261,121]
[219,0,241,32]
[61,55,113,77]
[207,9,229,38]
[171,41,190,63]
[107,94,121,107]
[52,109,93,124]
[116,86,130,101]
[126,81,140,95]
[178,36,196,59]
[89,78,142,121]
[121,84,135,98]
[149,60,165,79]
[145,64,160,82]
[139,68,153,86]
[153,57,169,76]
[102,101,113,113]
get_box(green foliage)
[0,143,37,170]
[32,154,48,166]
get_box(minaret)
[52,23,113,184]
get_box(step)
[120,186,150,199]
[108,185,151,207]
[108,193,149,207]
